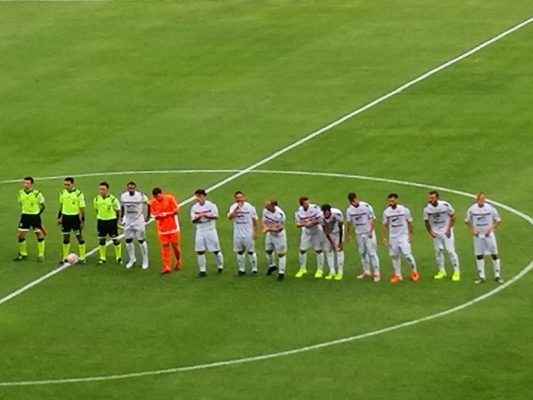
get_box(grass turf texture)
[0,0,532,399]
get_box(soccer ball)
[66,253,80,265]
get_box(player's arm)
[79,193,86,227]
[252,216,259,240]
[407,221,414,242]
[338,220,344,250]
[446,213,456,237]
[464,212,477,236]
[369,216,376,239]
[39,197,46,215]
[424,219,435,238]
[382,222,389,245]
[345,220,353,240]
[227,204,238,220]
[57,192,63,224]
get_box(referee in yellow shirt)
[58,177,86,263]
[93,181,122,265]
[14,176,46,262]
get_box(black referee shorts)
[18,214,43,232]
[97,219,119,239]
[61,215,82,234]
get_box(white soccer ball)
[66,253,80,265]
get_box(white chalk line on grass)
[0,15,531,385]
[0,168,531,387]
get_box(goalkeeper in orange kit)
[148,188,182,274]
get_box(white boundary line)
[0,168,531,387]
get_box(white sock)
[435,250,445,272]
[215,252,224,269]
[266,252,275,267]
[392,256,401,276]
[298,253,307,270]
[492,258,501,278]
[316,252,324,272]
[337,251,344,275]
[237,254,246,272]
[126,242,136,263]
[278,255,286,274]
[248,252,258,272]
[326,251,336,274]
[197,253,207,272]
[476,258,486,279]
[139,241,149,266]
[449,251,460,273]
[406,254,417,271]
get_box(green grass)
[0,1,532,399]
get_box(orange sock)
[161,246,171,272]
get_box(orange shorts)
[158,232,180,245]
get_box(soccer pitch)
[1,0,533,398]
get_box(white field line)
[0,169,531,387]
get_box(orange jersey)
[149,194,181,235]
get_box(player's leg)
[171,232,182,269]
[275,234,288,280]
[195,232,208,277]
[324,240,336,280]
[367,235,380,282]
[14,215,29,261]
[124,226,137,268]
[473,236,486,283]
[487,234,502,283]
[110,219,122,264]
[74,216,86,262]
[265,233,277,275]
[335,243,345,281]
[444,233,460,281]
[34,217,46,262]
[388,239,402,283]
[296,231,311,278]
[246,237,258,274]
[96,220,108,264]
[356,234,371,279]
[136,226,149,270]
[206,230,223,272]
[313,233,325,279]
[400,238,419,282]
[159,235,172,274]
[234,237,246,275]
[433,237,447,280]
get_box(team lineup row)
[14,176,503,284]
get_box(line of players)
[14,176,503,284]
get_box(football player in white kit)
[464,192,503,284]
[262,199,287,281]
[295,196,326,279]
[321,204,344,281]
[345,192,380,282]
[423,190,461,282]
[227,191,259,275]
[119,181,150,269]
[191,189,224,277]
[382,193,420,283]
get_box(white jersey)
[346,202,375,235]
[295,204,323,234]
[423,200,455,235]
[228,201,258,238]
[262,206,286,236]
[120,191,148,224]
[465,203,501,236]
[382,204,412,239]
[322,207,344,235]
[191,200,219,232]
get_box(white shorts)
[474,233,498,255]
[195,229,221,253]
[300,229,326,252]
[324,232,341,252]
[388,236,412,257]
[265,231,287,254]
[234,235,255,253]
[123,222,146,241]
[356,233,378,256]
[433,232,456,254]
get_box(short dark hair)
[429,190,439,198]
[299,196,309,206]
[127,181,136,187]
[23,176,34,184]
[152,187,163,196]
[387,193,399,199]
[64,177,75,184]
[347,192,357,202]
[321,204,331,212]
[99,181,109,189]
[195,189,207,196]
[234,191,244,197]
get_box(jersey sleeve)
[492,206,501,222]
[406,207,413,222]
[251,206,258,220]
[464,208,471,223]
[58,191,63,205]
[280,210,287,223]
[382,210,388,226]
[447,202,455,215]
[190,205,196,221]
[37,192,45,204]
[211,203,219,218]
[368,204,376,220]
[113,197,121,211]
[79,192,86,208]
[423,206,429,221]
